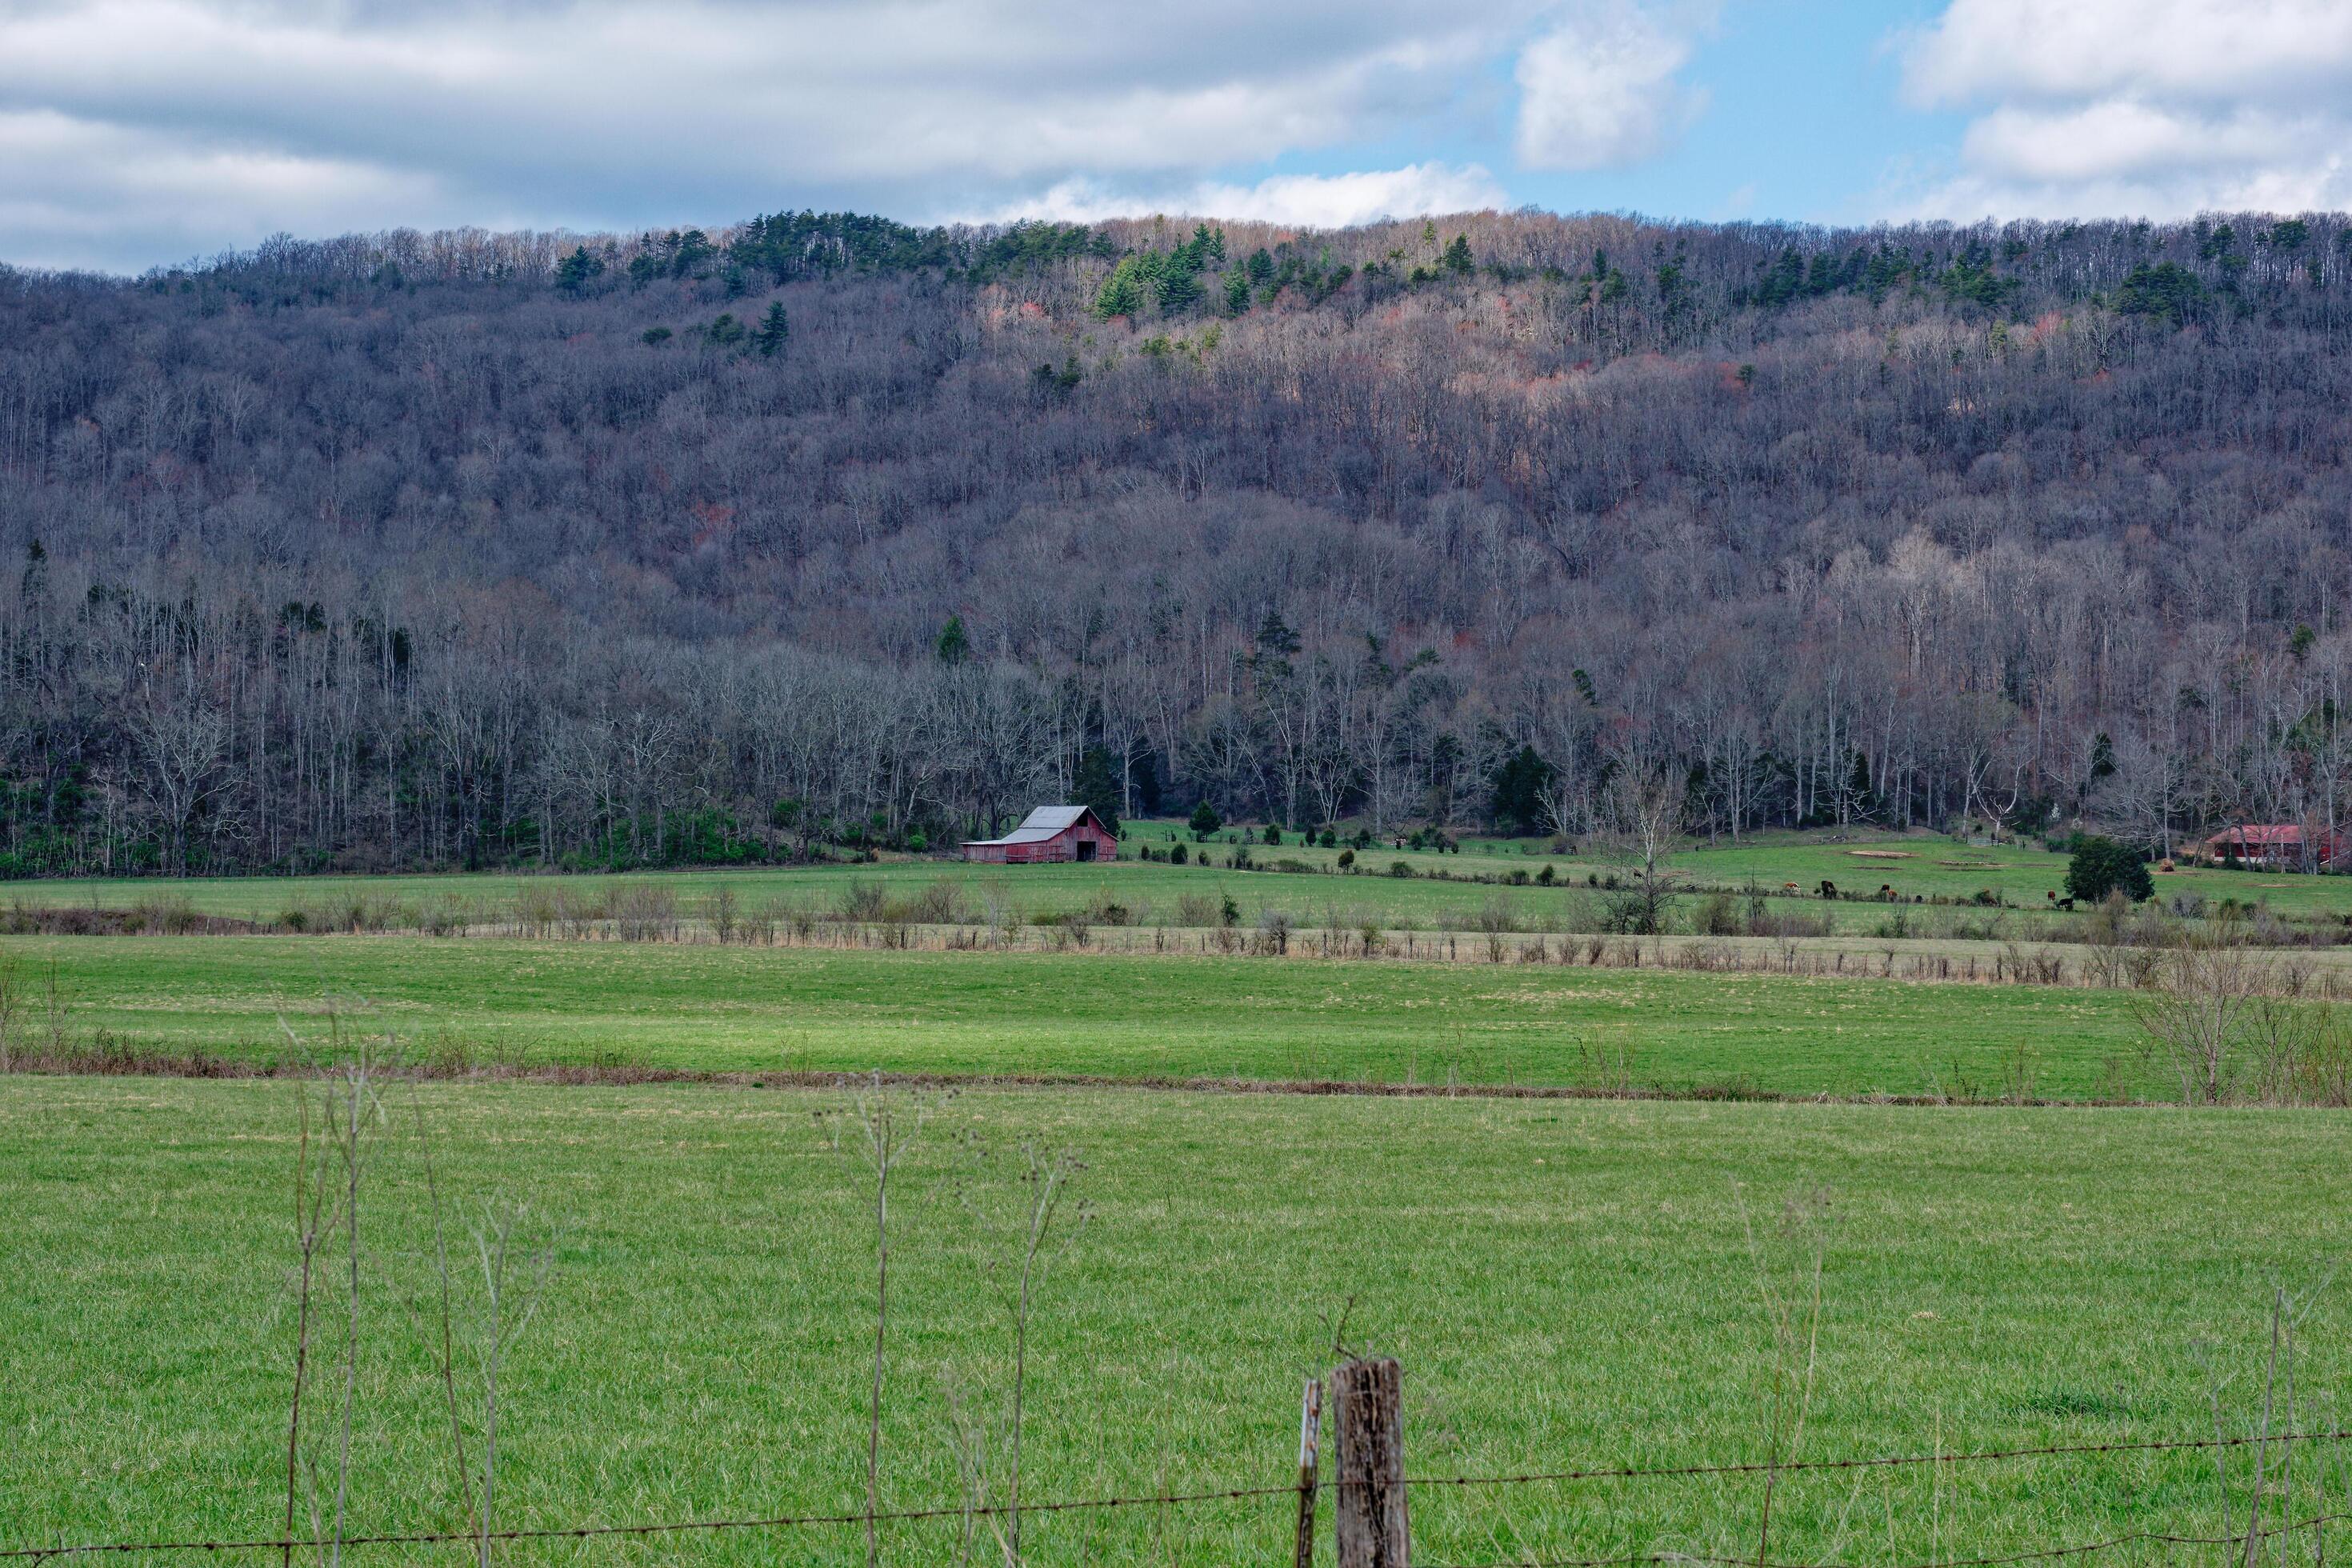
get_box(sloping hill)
[0,209,2346,871]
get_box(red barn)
[962,805,1118,864]
[2204,824,2347,870]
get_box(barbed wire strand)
[1403,1425,2352,1494]
[1422,1505,2352,1568]
[6,1427,2344,1563]
[0,1478,1302,1563]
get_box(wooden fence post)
[1334,1357,1407,1568]
[1294,1375,1323,1568]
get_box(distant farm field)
[5,1076,2347,1566]
[12,826,2350,942]
[8,934,2159,1099]
[1648,830,2352,918]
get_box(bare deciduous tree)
[134,698,233,875]
[2130,923,2268,1103]
[1599,753,1687,937]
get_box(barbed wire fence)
[8,1372,2346,1568]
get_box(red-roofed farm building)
[962,805,1118,864]
[2203,824,2349,870]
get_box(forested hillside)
[2,206,2350,874]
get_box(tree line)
[1,204,2350,873]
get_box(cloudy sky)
[3,0,2350,273]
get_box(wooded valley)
[1,206,2348,872]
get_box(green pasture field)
[10,826,2344,941]
[1167,822,2352,922]
[1645,830,2352,918]
[5,1076,2347,1566]
[7,935,2161,1099]
[8,854,1621,930]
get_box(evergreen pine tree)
[554,246,605,294]
[935,615,970,666]
[1074,745,1122,835]
[1157,253,1202,314]
[2066,837,2153,903]
[1095,257,1147,318]
[755,301,791,357]
[1490,745,1556,834]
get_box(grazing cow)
[1782,882,1799,892]
[1878,883,1894,900]
[2055,897,2076,912]
[1819,879,1838,899]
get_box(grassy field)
[1642,830,2352,918]
[1316,825,2352,922]
[13,826,2348,941]
[6,854,1642,932]
[1166,818,2352,928]
[5,1075,2347,1566]
[10,935,2166,1100]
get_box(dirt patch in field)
[0,906,268,937]
[0,1045,2146,1108]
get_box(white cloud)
[1903,0,2352,107]
[0,108,444,269]
[1896,0,2352,218]
[0,0,1562,271]
[991,163,1509,229]
[1514,1,1709,171]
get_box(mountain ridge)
[0,207,2345,871]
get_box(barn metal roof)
[2208,825,2309,845]
[963,805,1093,846]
